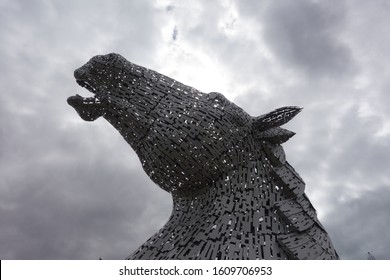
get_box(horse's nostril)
[74,68,85,79]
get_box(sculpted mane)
[68,53,339,259]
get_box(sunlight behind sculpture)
[68,53,339,260]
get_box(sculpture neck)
[128,155,290,259]
[170,158,283,223]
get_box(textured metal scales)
[67,53,339,260]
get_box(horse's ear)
[254,127,296,144]
[253,106,302,132]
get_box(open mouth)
[76,79,97,94]
[67,74,106,122]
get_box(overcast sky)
[1,0,390,260]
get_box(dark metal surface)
[68,53,339,260]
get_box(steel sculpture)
[67,53,339,260]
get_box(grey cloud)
[260,0,357,79]
[166,4,175,12]
[325,188,390,260]
[0,0,165,68]
[172,26,178,41]
[0,91,171,259]
[0,156,171,259]
[0,0,172,260]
